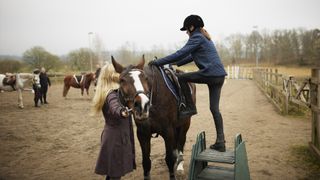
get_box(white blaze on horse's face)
[129,70,149,116]
[33,74,41,88]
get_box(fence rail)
[252,68,311,114]
[226,66,253,80]
[249,66,320,160]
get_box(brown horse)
[112,55,196,180]
[63,72,95,97]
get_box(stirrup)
[179,102,186,110]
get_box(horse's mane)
[144,65,161,88]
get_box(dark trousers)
[40,85,48,103]
[178,72,225,142]
[106,176,120,180]
[33,84,42,107]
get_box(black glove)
[148,60,158,66]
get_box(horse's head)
[32,71,41,88]
[84,72,95,87]
[112,55,150,122]
[93,67,101,87]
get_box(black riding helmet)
[33,69,40,74]
[180,15,204,31]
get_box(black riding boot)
[210,115,226,152]
[210,134,226,152]
[178,80,197,118]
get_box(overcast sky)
[0,0,319,56]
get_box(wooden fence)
[47,73,66,84]
[251,67,320,159]
[309,68,320,160]
[252,68,311,114]
[226,66,253,80]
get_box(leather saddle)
[3,75,16,90]
[161,65,191,106]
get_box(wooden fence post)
[310,68,320,160]
[275,69,278,85]
[269,69,273,85]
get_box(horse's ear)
[136,54,145,70]
[111,56,124,73]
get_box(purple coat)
[95,90,136,177]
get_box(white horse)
[0,73,40,108]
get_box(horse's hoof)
[144,175,151,180]
[176,171,186,180]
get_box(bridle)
[118,68,150,107]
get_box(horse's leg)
[86,87,89,96]
[137,128,152,180]
[17,89,24,109]
[81,87,84,96]
[163,127,177,180]
[175,119,191,172]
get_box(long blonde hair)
[200,27,212,41]
[92,63,120,114]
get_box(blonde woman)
[93,63,136,180]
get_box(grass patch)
[288,103,310,117]
[289,145,320,179]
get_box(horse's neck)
[17,73,35,87]
[145,66,161,90]
[15,74,25,88]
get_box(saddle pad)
[2,77,15,86]
[159,67,179,101]
[74,75,83,85]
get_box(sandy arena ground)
[0,79,312,179]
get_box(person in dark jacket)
[32,69,42,107]
[92,63,136,180]
[39,67,51,104]
[149,15,227,152]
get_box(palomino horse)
[112,56,196,180]
[63,72,95,97]
[0,73,40,108]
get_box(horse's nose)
[134,101,142,112]
[144,101,150,112]
[134,93,150,115]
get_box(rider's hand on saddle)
[121,108,130,118]
[148,60,158,66]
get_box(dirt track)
[0,79,312,179]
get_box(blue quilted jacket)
[154,28,227,77]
